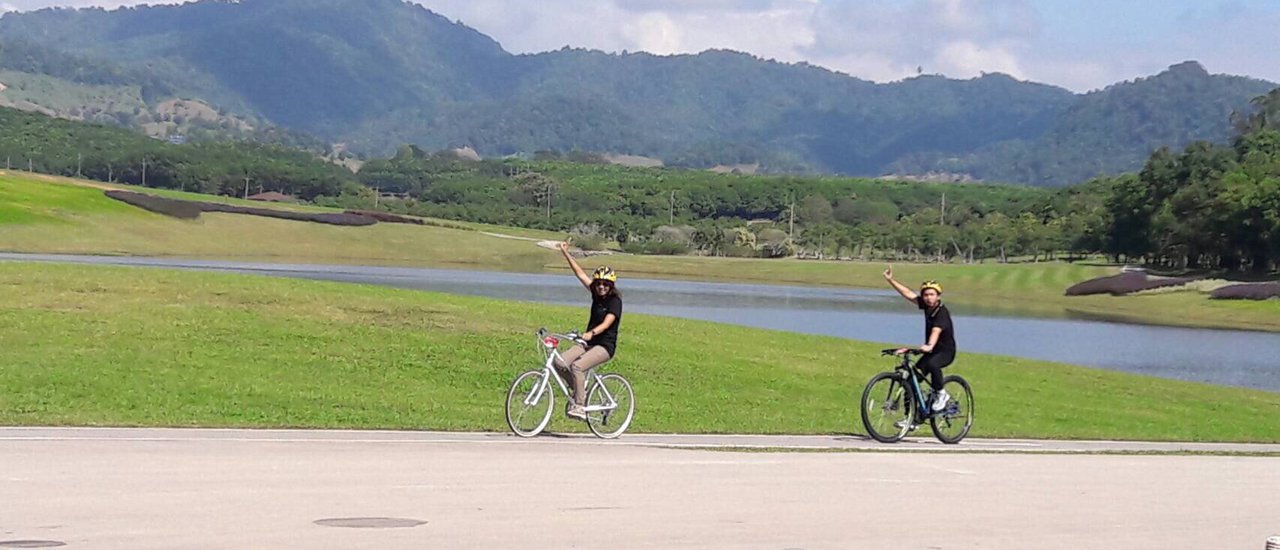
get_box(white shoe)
[894,420,917,432]
[566,405,587,421]
[931,390,951,412]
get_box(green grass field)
[0,262,1276,441]
[2,172,1276,332]
[0,172,146,224]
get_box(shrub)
[755,228,790,246]
[621,241,689,255]
[106,190,377,227]
[343,210,425,225]
[1065,272,1199,296]
[570,223,608,251]
[105,190,202,220]
[652,225,694,245]
[1210,282,1280,300]
[200,203,377,226]
[760,241,795,258]
[723,244,759,258]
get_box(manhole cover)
[314,518,426,529]
[0,542,67,549]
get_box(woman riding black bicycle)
[556,241,623,421]
[883,265,956,412]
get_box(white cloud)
[936,41,1023,78]
[621,12,684,54]
[801,0,1039,83]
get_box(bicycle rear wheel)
[506,370,554,437]
[860,372,914,443]
[586,373,634,439]
[929,375,974,444]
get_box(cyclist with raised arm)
[556,242,623,421]
[883,265,956,412]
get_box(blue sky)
[1,0,1277,91]
[1038,0,1269,43]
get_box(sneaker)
[931,389,951,412]
[566,404,587,421]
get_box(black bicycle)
[860,349,974,444]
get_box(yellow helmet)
[592,266,618,283]
[920,280,943,294]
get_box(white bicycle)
[505,328,636,439]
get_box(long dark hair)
[592,279,621,299]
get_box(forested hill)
[0,0,1274,185]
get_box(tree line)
[0,107,358,199]
[6,86,1278,273]
[347,90,1280,272]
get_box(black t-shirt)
[916,296,956,357]
[587,294,622,356]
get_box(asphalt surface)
[3,428,1278,549]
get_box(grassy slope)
[0,173,556,269]
[0,262,1276,441]
[2,172,1276,332]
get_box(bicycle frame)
[893,358,938,420]
[523,332,619,413]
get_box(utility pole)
[545,182,552,221]
[141,158,147,187]
[788,195,796,242]
[669,190,675,225]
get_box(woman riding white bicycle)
[556,241,623,421]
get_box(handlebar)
[880,348,924,357]
[537,327,587,348]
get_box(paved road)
[3,428,1278,549]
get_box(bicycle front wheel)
[929,375,974,444]
[860,372,914,443]
[506,370,554,437]
[586,373,634,439]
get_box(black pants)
[916,352,955,393]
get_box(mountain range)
[0,0,1273,186]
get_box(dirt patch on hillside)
[709,163,758,175]
[603,154,664,168]
[154,99,253,131]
